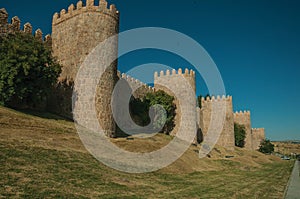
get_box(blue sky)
[1,0,300,141]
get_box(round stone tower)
[51,0,119,137]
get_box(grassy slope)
[0,106,294,198]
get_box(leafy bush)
[144,90,176,134]
[234,123,246,147]
[129,90,176,135]
[259,139,274,154]
[129,97,150,126]
[0,33,61,109]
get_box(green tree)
[234,123,246,147]
[0,33,61,109]
[259,139,274,154]
[129,97,150,126]
[144,90,176,134]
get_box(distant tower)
[234,111,253,150]
[51,0,120,137]
[252,128,265,150]
[200,96,235,150]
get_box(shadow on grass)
[15,108,73,122]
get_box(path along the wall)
[284,160,300,199]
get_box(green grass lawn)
[0,106,294,198]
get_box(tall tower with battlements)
[200,96,235,150]
[154,68,197,138]
[252,128,265,150]
[234,111,253,150]
[52,0,119,82]
[51,0,119,137]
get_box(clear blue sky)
[1,0,300,141]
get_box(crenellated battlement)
[252,128,266,140]
[52,0,119,25]
[51,0,120,136]
[234,110,251,116]
[117,71,155,93]
[0,8,8,25]
[153,67,197,137]
[1,2,269,148]
[154,68,196,94]
[201,95,232,104]
[252,128,265,131]
[154,68,195,78]
[252,128,265,149]
[0,8,50,43]
[200,94,235,149]
[234,110,252,149]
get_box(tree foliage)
[144,90,176,134]
[259,139,274,154]
[0,33,61,109]
[129,97,150,126]
[129,90,176,135]
[234,123,246,147]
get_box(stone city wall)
[0,8,51,46]
[117,71,155,99]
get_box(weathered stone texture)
[52,0,119,82]
[0,8,49,41]
[0,8,8,35]
[154,68,197,140]
[234,111,253,150]
[252,128,265,150]
[1,1,268,149]
[200,96,235,150]
[0,8,8,25]
[117,71,155,99]
[51,0,119,137]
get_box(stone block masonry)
[117,71,155,99]
[0,8,51,45]
[1,0,268,150]
[234,111,253,150]
[51,0,119,137]
[52,0,119,83]
[154,68,196,138]
[252,128,265,150]
[200,96,235,150]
